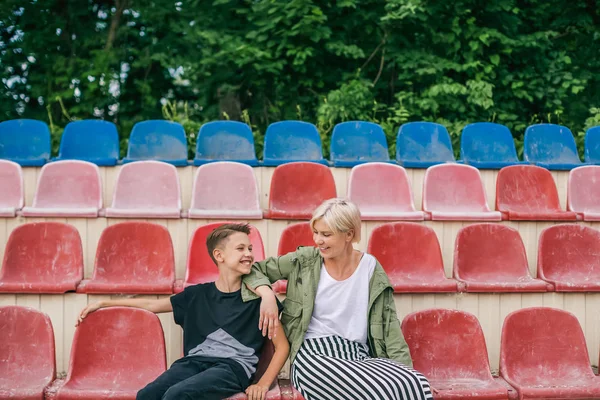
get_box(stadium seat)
[0,119,50,166]
[56,120,119,166]
[123,120,188,166]
[524,124,582,170]
[538,224,600,291]
[105,161,181,218]
[0,222,83,293]
[330,121,390,167]
[454,224,551,292]
[264,162,336,220]
[496,165,577,221]
[396,122,456,168]
[77,222,175,294]
[423,164,502,221]
[194,121,258,166]
[402,309,517,400]
[567,166,600,221]
[21,160,103,218]
[584,126,600,164]
[51,307,166,400]
[347,163,425,220]
[500,307,600,399]
[262,121,328,166]
[273,222,315,293]
[461,122,525,169]
[174,222,265,293]
[0,306,55,400]
[189,162,262,219]
[367,223,459,293]
[0,160,23,217]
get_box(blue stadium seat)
[0,119,50,166]
[396,122,456,168]
[461,122,526,169]
[524,124,582,170]
[56,120,119,166]
[194,121,258,166]
[584,126,600,164]
[330,121,390,167]
[263,121,328,166]
[123,120,188,166]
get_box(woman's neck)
[323,244,360,280]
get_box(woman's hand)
[245,383,269,400]
[76,301,103,326]
[256,286,279,339]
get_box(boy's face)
[213,232,254,275]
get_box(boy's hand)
[245,383,269,400]
[257,288,279,339]
[76,301,102,326]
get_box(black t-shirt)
[170,282,282,378]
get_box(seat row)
[1,220,599,294]
[3,305,599,400]
[2,118,599,170]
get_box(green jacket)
[241,246,413,367]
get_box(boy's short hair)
[206,223,252,265]
[310,198,362,243]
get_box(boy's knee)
[162,386,194,400]
[136,383,164,400]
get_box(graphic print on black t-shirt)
[170,282,282,378]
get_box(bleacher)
[1,118,600,399]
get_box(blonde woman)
[242,199,432,400]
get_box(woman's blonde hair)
[310,198,361,243]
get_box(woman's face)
[312,218,352,259]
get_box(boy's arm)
[76,297,173,326]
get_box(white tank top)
[305,253,376,345]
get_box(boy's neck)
[214,271,243,293]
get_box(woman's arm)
[243,252,298,291]
[383,291,413,367]
[76,297,173,326]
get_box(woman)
[242,198,433,400]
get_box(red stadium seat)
[105,161,181,218]
[264,162,336,220]
[272,222,315,293]
[567,166,600,221]
[538,224,600,291]
[0,160,23,217]
[50,307,166,400]
[77,222,175,294]
[189,162,262,219]
[423,164,501,221]
[347,163,424,220]
[500,307,600,399]
[454,224,551,292]
[21,160,102,218]
[0,222,83,293]
[367,222,459,293]
[0,306,55,400]
[402,309,517,399]
[496,165,577,221]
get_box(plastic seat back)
[524,124,581,169]
[330,121,390,167]
[194,121,258,166]
[0,160,23,216]
[461,122,521,168]
[125,120,188,166]
[0,119,51,166]
[567,166,600,217]
[0,222,83,293]
[0,306,55,395]
[57,120,119,166]
[266,162,336,219]
[584,126,600,163]
[396,122,455,168]
[263,121,326,166]
[278,222,314,255]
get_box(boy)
[77,223,289,400]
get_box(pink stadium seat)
[500,307,600,399]
[0,306,55,400]
[105,161,181,218]
[367,222,459,293]
[189,162,262,219]
[538,224,600,291]
[402,309,517,400]
[0,222,83,293]
[423,164,501,221]
[264,162,336,220]
[567,165,600,221]
[0,160,23,217]
[496,165,577,221]
[49,307,166,400]
[347,163,424,220]
[21,160,102,218]
[174,222,265,293]
[272,222,315,293]
[77,222,175,294]
[454,224,551,292]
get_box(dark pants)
[137,356,250,400]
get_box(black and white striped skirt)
[292,336,433,400]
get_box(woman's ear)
[345,229,354,242]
